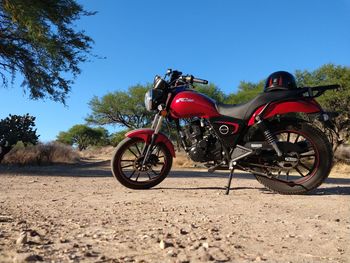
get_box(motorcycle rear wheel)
[111,137,172,189]
[251,121,333,194]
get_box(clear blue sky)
[1,0,349,142]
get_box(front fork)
[150,114,160,130]
[141,112,165,166]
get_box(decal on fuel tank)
[175,98,194,103]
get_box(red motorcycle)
[111,69,339,194]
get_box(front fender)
[125,128,176,157]
[248,99,322,126]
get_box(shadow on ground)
[1,162,349,195]
[0,161,111,177]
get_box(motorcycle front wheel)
[111,137,172,189]
[250,121,333,194]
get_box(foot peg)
[208,161,225,173]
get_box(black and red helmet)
[264,71,297,92]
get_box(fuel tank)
[170,91,220,119]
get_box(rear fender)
[125,128,176,157]
[248,99,322,126]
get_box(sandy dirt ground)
[0,161,349,263]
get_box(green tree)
[0,113,39,162]
[225,80,264,104]
[87,85,154,129]
[110,129,129,146]
[57,124,109,150]
[295,64,350,144]
[56,131,72,146]
[0,0,94,103]
[93,127,110,146]
[195,83,226,102]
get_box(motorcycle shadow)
[153,170,262,191]
[309,177,350,195]
[256,186,350,196]
[168,170,254,179]
[165,171,350,195]
[1,164,349,195]
[309,186,350,196]
[153,186,261,192]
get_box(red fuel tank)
[170,91,220,119]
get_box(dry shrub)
[335,144,350,162]
[173,151,196,168]
[80,145,115,160]
[332,162,350,175]
[80,145,198,168]
[2,142,80,165]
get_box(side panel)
[209,116,246,147]
[125,128,176,157]
[247,99,322,126]
[170,91,220,119]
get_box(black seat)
[215,101,253,120]
[215,89,304,120]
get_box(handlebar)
[193,77,209,85]
[166,69,208,85]
[181,75,208,85]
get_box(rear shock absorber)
[256,117,283,157]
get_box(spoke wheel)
[111,137,172,189]
[265,131,318,184]
[249,120,333,194]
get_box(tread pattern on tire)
[111,137,173,190]
[252,120,333,195]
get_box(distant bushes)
[0,114,39,162]
[57,124,110,150]
[2,141,349,167]
[2,142,80,166]
[80,145,115,160]
[335,144,350,163]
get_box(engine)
[183,119,222,162]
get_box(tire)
[252,120,333,194]
[111,137,172,189]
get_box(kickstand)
[225,168,234,195]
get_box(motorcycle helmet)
[264,71,297,92]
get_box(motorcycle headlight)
[144,89,153,111]
[153,75,168,90]
[144,89,165,111]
